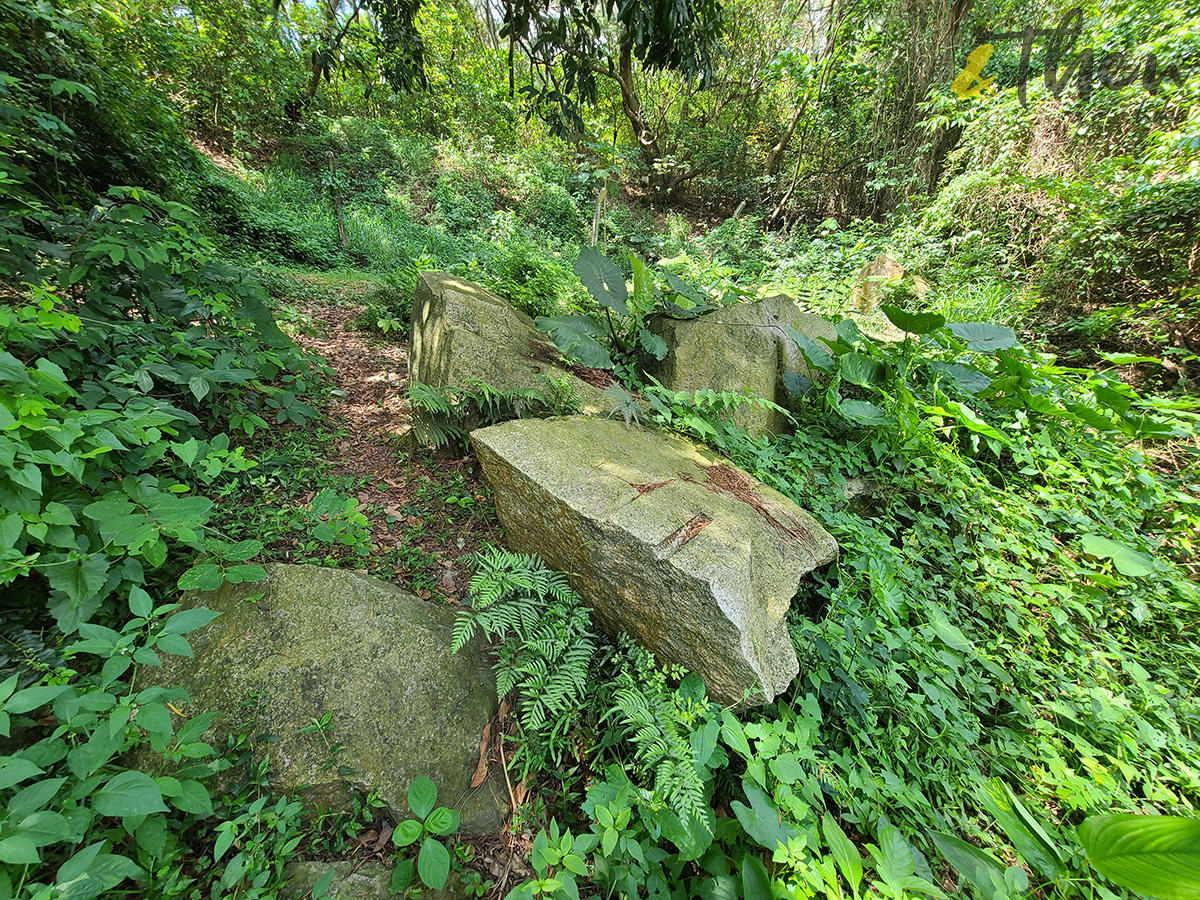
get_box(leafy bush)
[434,173,497,235]
[520,183,586,243]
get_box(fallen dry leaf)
[374,824,393,852]
[471,724,492,788]
[417,589,431,599]
[512,780,529,806]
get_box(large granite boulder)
[644,297,837,438]
[471,417,837,706]
[411,271,618,418]
[150,565,506,833]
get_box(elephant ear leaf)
[948,322,1019,352]
[535,316,614,369]
[1078,814,1200,900]
[881,304,945,335]
[575,246,628,315]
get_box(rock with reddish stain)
[471,417,837,706]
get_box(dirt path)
[290,303,502,603]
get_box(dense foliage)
[2,0,1198,896]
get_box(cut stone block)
[645,297,837,437]
[471,417,837,705]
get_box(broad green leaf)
[135,702,173,736]
[83,495,135,521]
[839,399,889,426]
[1081,534,1154,577]
[0,351,31,383]
[535,316,614,369]
[0,835,39,865]
[630,255,656,315]
[144,493,213,531]
[783,325,834,373]
[643,805,714,862]
[41,502,78,526]
[8,776,67,819]
[408,775,437,820]
[840,352,886,387]
[136,815,169,859]
[922,401,1010,446]
[1101,352,1161,366]
[160,608,221,635]
[418,837,450,890]
[176,563,222,592]
[824,814,864,893]
[927,608,973,652]
[741,854,773,900]
[155,633,193,657]
[638,327,668,360]
[733,780,798,852]
[57,840,105,885]
[312,868,336,900]
[978,780,1066,882]
[46,554,109,612]
[931,832,1007,894]
[17,810,70,846]
[58,852,143,899]
[575,246,628,314]
[927,361,991,394]
[221,539,263,562]
[5,684,70,716]
[425,806,460,836]
[93,770,168,817]
[948,322,1019,352]
[391,857,415,893]
[782,371,814,399]
[1079,814,1200,900]
[128,587,153,618]
[0,757,44,790]
[835,318,865,346]
[188,376,210,402]
[720,710,751,759]
[224,564,267,584]
[661,270,713,310]
[769,752,804,785]
[881,305,946,335]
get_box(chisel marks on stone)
[657,513,713,559]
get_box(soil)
[286,301,541,892]
[287,303,503,604]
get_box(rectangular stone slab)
[471,416,837,705]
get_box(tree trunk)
[763,105,804,183]
[614,41,661,172]
[327,152,349,256]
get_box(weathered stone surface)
[411,271,617,418]
[850,253,908,313]
[151,565,506,833]
[471,417,837,705]
[284,861,466,900]
[645,297,837,437]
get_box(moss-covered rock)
[284,861,466,900]
[471,417,837,706]
[411,271,617,418]
[644,297,837,438]
[150,565,505,833]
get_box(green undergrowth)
[454,307,1200,900]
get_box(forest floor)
[281,299,501,604]
[275,296,541,889]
